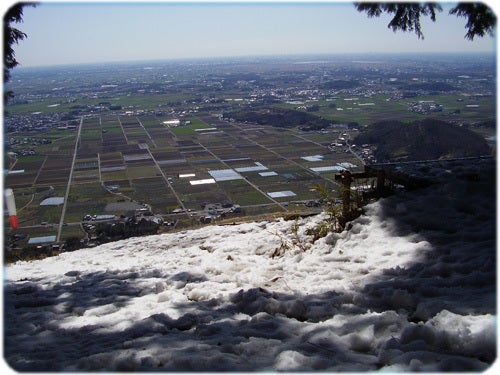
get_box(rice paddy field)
[5,114,361,242]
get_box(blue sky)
[6,1,497,67]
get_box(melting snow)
[3,158,496,371]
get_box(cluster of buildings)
[3,111,74,133]
[351,144,377,164]
[407,101,443,114]
[81,208,165,246]
[7,136,52,145]
[198,202,242,224]
[5,136,51,163]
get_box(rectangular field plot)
[174,181,231,211]
[234,145,278,161]
[11,185,65,226]
[150,149,184,161]
[126,163,160,179]
[129,178,178,212]
[260,163,317,181]
[122,152,152,162]
[59,225,85,243]
[102,133,127,148]
[5,171,38,188]
[159,161,201,178]
[138,117,161,127]
[102,120,127,144]
[73,170,100,183]
[73,157,100,183]
[79,129,101,143]
[217,179,274,206]
[120,118,141,128]
[77,143,103,155]
[102,179,133,196]
[234,162,268,173]
[208,146,246,161]
[10,155,46,170]
[101,126,125,135]
[169,118,211,136]
[34,202,64,226]
[36,169,71,185]
[195,134,231,148]
[269,145,324,159]
[74,158,99,170]
[101,169,128,182]
[241,171,284,186]
[121,120,151,144]
[42,155,73,169]
[66,183,148,222]
[99,151,123,161]
[145,131,175,147]
[189,160,225,171]
[65,182,117,221]
[180,148,211,159]
[35,155,73,184]
[267,180,326,201]
[67,182,109,204]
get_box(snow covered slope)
[4,158,496,371]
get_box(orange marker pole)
[5,188,18,230]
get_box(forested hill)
[223,107,332,129]
[353,119,492,162]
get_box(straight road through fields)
[56,116,83,242]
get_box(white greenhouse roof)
[235,162,268,173]
[267,190,296,198]
[301,155,324,162]
[208,169,243,182]
[40,197,65,206]
[337,162,358,169]
[190,178,216,185]
[259,171,278,177]
[28,236,57,245]
[310,166,345,173]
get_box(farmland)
[5,112,362,246]
[3,53,496,251]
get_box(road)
[56,116,83,242]
[227,122,340,187]
[49,115,359,241]
[146,146,190,216]
[196,143,290,212]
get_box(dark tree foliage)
[4,3,30,81]
[3,2,36,103]
[449,2,496,40]
[223,107,332,129]
[355,2,496,40]
[355,2,441,39]
[353,118,491,162]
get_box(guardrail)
[335,155,495,220]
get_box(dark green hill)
[353,119,492,162]
[223,107,331,129]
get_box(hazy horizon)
[6,1,497,69]
[8,50,496,71]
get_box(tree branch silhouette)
[355,2,496,40]
[3,2,36,104]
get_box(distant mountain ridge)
[353,119,492,163]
